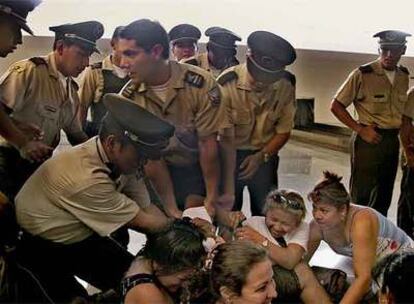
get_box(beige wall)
[2,36,414,127]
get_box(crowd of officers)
[0,0,413,302]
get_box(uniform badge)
[208,86,221,107]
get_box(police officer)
[183,26,241,78]
[15,94,173,302]
[331,30,411,216]
[397,89,414,237]
[0,0,51,166]
[168,23,201,61]
[0,21,104,202]
[118,19,225,218]
[217,31,297,216]
[79,26,130,137]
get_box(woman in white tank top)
[306,171,414,304]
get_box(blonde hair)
[263,189,306,222]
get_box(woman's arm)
[340,210,378,304]
[235,226,305,270]
[304,220,323,262]
[267,242,305,270]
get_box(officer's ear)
[401,45,407,55]
[151,44,164,60]
[55,40,65,55]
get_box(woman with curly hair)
[307,171,414,304]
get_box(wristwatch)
[261,238,269,248]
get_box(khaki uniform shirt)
[182,53,221,78]
[79,55,127,107]
[15,137,149,244]
[121,61,225,166]
[405,88,414,120]
[0,52,85,148]
[218,64,296,150]
[334,59,409,129]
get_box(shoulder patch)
[281,71,296,86]
[29,57,47,66]
[399,65,409,74]
[184,71,204,88]
[184,58,199,66]
[358,64,374,74]
[121,80,137,98]
[91,62,103,69]
[217,71,238,86]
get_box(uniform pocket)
[394,94,408,114]
[36,103,60,143]
[364,93,388,114]
[233,110,252,138]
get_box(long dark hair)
[139,218,206,275]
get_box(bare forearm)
[340,276,371,304]
[219,135,236,196]
[145,159,179,214]
[331,99,362,133]
[263,132,290,155]
[400,116,413,151]
[268,244,302,270]
[128,205,170,233]
[199,137,220,206]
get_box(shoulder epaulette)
[399,65,410,75]
[29,57,47,66]
[184,70,204,88]
[281,71,296,86]
[358,64,374,74]
[184,58,199,66]
[91,62,103,69]
[217,71,238,86]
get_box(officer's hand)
[13,119,44,140]
[191,217,216,238]
[20,140,53,162]
[239,153,263,180]
[358,125,382,144]
[225,211,246,230]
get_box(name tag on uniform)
[373,94,387,103]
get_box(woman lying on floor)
[234,189,331,303]
[121,218,210,304]
[307,171,414,304]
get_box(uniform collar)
[47,52,61,80]
[95,136,110,164]
[102,55,114,71]
[236,63,252,91]
[371,59,404,76]
[137,61,186,93]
